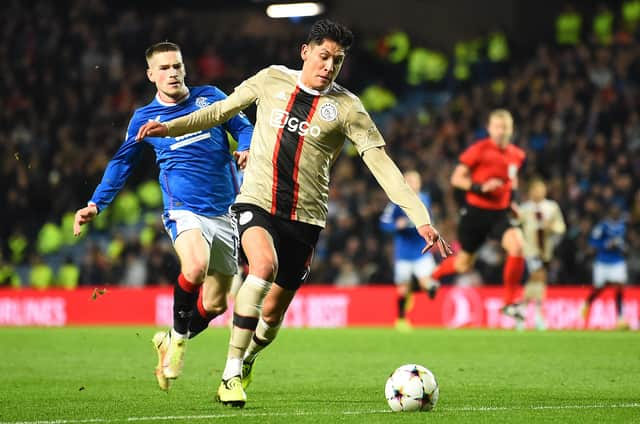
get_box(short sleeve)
[459,143,480,168]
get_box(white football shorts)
[593,261,628,288]
[163,209,238,276]
[394,254,436,284]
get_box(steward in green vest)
[556,7,582,45]
[384,31,410,63]
[593,6,613,45]
[57,257,80,290]
[623,0,640,32]
[30,256,54,289]
[407,48,448,86]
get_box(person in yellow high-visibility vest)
[384,30,410,64]
[487,31,509,63]
[8,231,28,264]
[593,5,613,45]
[556,5,582,46]
[57,256,80,290]
[453,41,471,82]
[623,0,640,32]
[359,83,398,112]
[487,30,510,78]
[0,253,21,288]
[29,255,54,290]
[407,48,448,86]
[36,222,63,256]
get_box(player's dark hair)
[307,19,353,50]
[145,41,181,62]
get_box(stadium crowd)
[2,0,640,288]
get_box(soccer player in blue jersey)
[380,171,438,330]
[72,42,253,390]
[581,203,629,329]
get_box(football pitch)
[0,327,638,423]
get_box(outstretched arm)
[74,117,144,236]
[136,92,255,140]
[362,147,452,257]
[137,69,266,140]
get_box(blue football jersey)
[380,192,432,261]
[90,86,253,216]
[589,218,626,264]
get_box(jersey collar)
[297,72,332,96]
[155,88,191,107]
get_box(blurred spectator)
[79,243,112,286]
[120,242,147,287]
[57,256,80,290]
[2,0,639,288]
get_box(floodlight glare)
[266,2,325,18]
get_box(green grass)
[0,327,639,423]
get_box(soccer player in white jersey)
[518,179,566,329]
[137,20,451,407]
[73,42,253,391]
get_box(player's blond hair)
[528,177,547,191]
[528,177,547,199]
[488,109,514,125]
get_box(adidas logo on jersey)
[269,109,321,137]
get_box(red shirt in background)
[458,138,526,210]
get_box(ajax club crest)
[319,103,338,122]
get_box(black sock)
[586,287,603,305]
[615,288,623,318]
[188,292,217,339]
[174,273,199,335]
[398,296,407,319]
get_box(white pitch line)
[444,403,640,412]
[1,403,639,424]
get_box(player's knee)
[531,269,546,282]
[506,241,524,257]
[202,297,227,316]
[261,297,286,325]
[396,284,409,296]
[261,308,284,326]
[503,229,524,257]
[182,260,207,284]
[249,256,278,281]
[455,256,473,273]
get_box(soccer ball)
[385,364,439,412]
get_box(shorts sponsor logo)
[269,109,321,137]
[239,211,253,225]
[319,103,338,121]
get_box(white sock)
[171,328,188,340]
[222,357,243,381]
[244,318,281,363]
